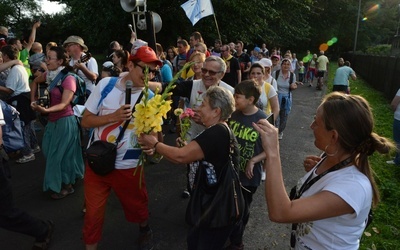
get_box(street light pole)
[353,0,362,53]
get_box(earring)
[324,144,338,157]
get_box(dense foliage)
[1,0,399,55]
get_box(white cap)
[255,58,272,68]
[102,61,114,69]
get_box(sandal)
[32,220,54,250]
[50,187,75,200]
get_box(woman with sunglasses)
[171,56,234,199]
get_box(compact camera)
[36,96,49,108]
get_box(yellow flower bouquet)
[132,62,193,187]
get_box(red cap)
[129,46,162,67]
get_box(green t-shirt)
[19,49,32,77]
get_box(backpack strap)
[275,70,280,80]
[97,77,118,108]
[48,70,67,91]
[275,70,294,85]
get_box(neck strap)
[294,156,352,200]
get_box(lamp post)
[353,0,362,53]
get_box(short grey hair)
[205,86,235,121]
[205,55,227,73]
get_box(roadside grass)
[327,63,400,249]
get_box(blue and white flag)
[181,0,214,26]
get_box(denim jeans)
[0,154,48,241]
[393,119,400,164]
[21,121,38,156]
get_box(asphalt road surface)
[0,83,326,250]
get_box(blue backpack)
[0,100,24,153]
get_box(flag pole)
[213,14,222,43]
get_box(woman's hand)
[176,137,187,147]
[252,119,279,158]
[138,133,158,155]
[290,83,298,90]
[31,101,47,113]
[303,155,321,172]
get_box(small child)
[28,42,46,79]
[298,61,305,83]
[227,79,268,249]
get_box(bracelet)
[153,141,160,149]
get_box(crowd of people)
[0,23,395,250]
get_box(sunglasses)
[135,63,159,74]
[201,68,221,76]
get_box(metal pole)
[353,0,362,53]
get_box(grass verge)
[327,63,400,250]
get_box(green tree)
[1,0,41,37]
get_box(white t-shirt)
[187,79,233,141]
[85,77,147,169]
[295,165,372,250]
[5,65,30,97]
[69,54,98,93]
[0,106,4,126]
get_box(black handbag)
[86,91,143,176]
[185,125,246,228]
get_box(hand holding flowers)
[174,108,195,147]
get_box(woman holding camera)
[253,92,394,249]
[31,46,84,199]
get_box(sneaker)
[33,146,41,154]
[278,132,283,140]
[32,220,54,250]
[16,154,35,164]
[386,160,396,165]
[138,229,154,250]
[181,189,190,199]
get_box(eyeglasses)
[201,68,221,76]
[46,56,58,61]
[135,63,159,74]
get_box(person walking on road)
[332,58,356,94]
[316,51,329,90]
[253,92,394,250]
[81,45,161,250]
[31,46,84,199]
[273,58,299,140]
[387,88,400,165]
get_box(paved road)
[0,84,326,250]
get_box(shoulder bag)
[185,125,246,228]
[85,91,143,176]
